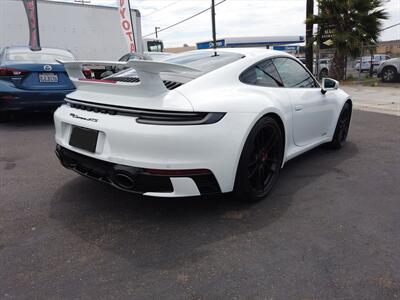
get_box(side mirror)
[321,78,339,94]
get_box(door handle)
[295,105,303,111]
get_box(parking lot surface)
[342,85,400,116]
[1,110,399,299]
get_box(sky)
[49,0,400,48]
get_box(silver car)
[377,58,400,83]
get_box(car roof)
[181,48,293,61]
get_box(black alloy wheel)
[0,111,10,123]
[234,116,284,202]
[329,102,352,149]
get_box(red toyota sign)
[119,0,136,53]
[22,0,41,51]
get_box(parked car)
[298,57,330,79]
[377,57,400,83]
[318,58,330,78]
[0,46,78,121]
[354,54,391,73]
[54,49,352,202]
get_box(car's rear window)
[163,51,243,73]
[6,49,75,62]
[110,51,244,79]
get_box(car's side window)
[273,57,318,88]
[240,59,283,87]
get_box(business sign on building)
[273,45,299,52]
[196,39,226,50]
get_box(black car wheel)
[329,102,352,149]
[0,111,10,123]
[381,66,397,83]
[234,116,284,202]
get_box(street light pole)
[305,0,314,73]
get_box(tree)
[309,0,388,80]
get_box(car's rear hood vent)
[110,77,183,90]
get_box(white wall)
[0,0,132,60]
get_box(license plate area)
[69,126,99,153]
[39,72,58,83]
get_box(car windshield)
[6,48,75,63]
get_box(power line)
[380,22,400,32]
[143,0,227,37]
[143,0,182,17]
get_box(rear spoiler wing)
[57,60,201,95]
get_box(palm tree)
[309,0,388,80]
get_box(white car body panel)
[54,48,351,197]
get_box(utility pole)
[211,0,217,56]
[315,3,320,79]
[305,0,314,73]
[155,26,160,38]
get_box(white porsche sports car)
[54,48,352,202]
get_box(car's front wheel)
[328,102,352,149]
[381,66,397,83]
[234,116,284,202]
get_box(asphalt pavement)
[1,110,399,299]
[342,84,400,116]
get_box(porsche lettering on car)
[54,48,352,202]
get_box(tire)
[319,68,328,79]
[328,102,352,149]
[381,66,397,83]
[234,116,284,203]
[0,111,10,123]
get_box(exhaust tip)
[112,172,135,190]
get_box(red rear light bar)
[144,168,211,176]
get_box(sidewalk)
[341,84,400,116]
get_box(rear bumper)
[56,145,221,197]
[0,89,74,111]
[54,104,257,194]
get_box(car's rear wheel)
[0,111,10,123]
[381,66,397,83]
[328,102,352,149]
[234,116,284,202]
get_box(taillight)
[144,168,211,176]
[0,67,28,77]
